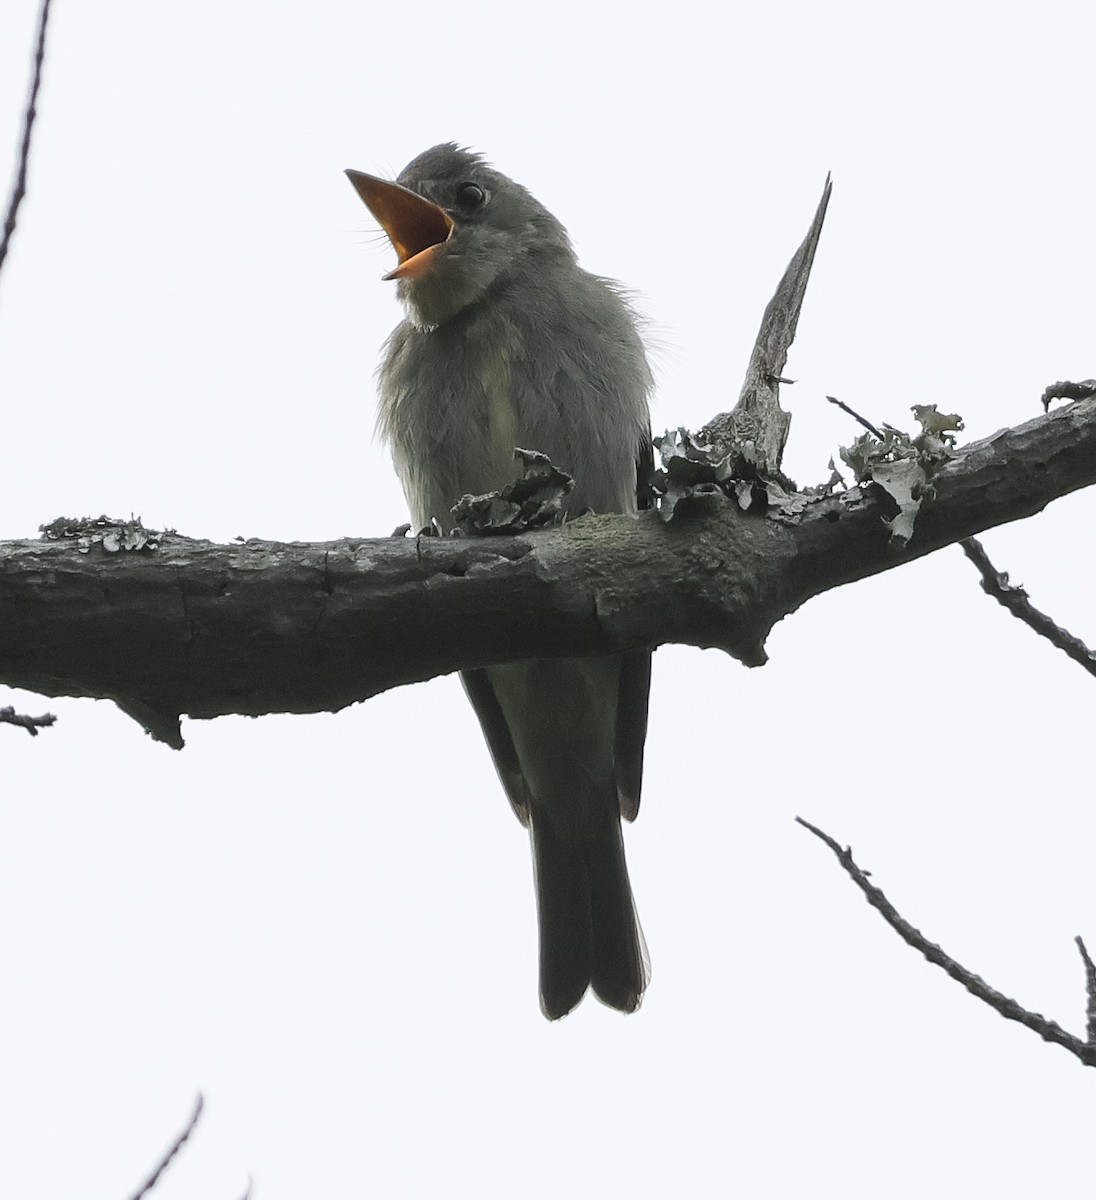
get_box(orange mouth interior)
[345,170,454,280]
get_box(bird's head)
[346,143,574,329]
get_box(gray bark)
[1,393,1091,748]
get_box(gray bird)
[346,144,653,1018]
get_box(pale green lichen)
[39,514,167,553]
[839,405,964,543]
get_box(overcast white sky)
[2,2,1095,1197]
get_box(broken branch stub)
[701,175,832,479]
[652,176,833,518]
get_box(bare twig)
[1077,937,1096,1046]
[0,704,56,736]
[825,395,885,441]
[0,0,52,282]
[128,1094,204,1200]
[960,536,1096,678]
[797,817,1096,1067]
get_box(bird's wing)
[615,429,655,821]
[460,668,530,824]
[615,649,651,822]
[635,426,656,513]
[462,429,654,826]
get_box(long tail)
[530,806,648,1020]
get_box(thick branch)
[786,394,1096,596]
[1,394,1092,745]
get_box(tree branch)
[127,1094,204,1200]
[1077,937,1096,1046]
[959,536,1096,677]
[3,165,1093,746]
[797,818,1096,1068]
[0,394,1093,745]
[0,0,52,282]
[702,175,832,476]
[0,705,56,736]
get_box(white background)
[2,2,1095,1196]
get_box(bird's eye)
[455,182,487,210]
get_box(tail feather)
[589,816,647,1013]
[531,809,647,1020]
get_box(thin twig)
[0,0,52,281]
[960,537,1096,678]
[796,817,1096,1067]
[1077,937,1096,1046]
[825,394,885,440]
[0,704,56,736]
[128,1094,204,1200]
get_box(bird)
[346,144,654,1018]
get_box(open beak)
[345,169,454,281]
